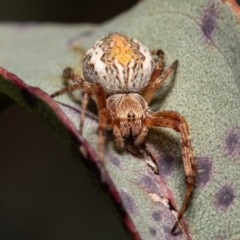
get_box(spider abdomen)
[82,33,154,94]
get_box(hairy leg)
[51,68,109,161]
[142,51,178,104]
[145,111,196,233]
[50,84,81,98]
[134,125,148,146]
[113,125,124,149]
[97,108,110,161]
[79,92,89,134]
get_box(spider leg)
[51,68,109,162]
[144,50,165,97]
[91,83,109,162]
[50,84,81,98]
[79,92,89,134]
[97,108,110,161]
[62,67,84,84]
[113,125,124,149]
[51,68,91,98]
[134,125,148,146]
[150,49,165,78]
[145,111,196,233]
[142,50,178,104]
[51,68,92,133]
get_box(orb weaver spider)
[51,33,196,233]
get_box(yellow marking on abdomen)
[110,34,137,65]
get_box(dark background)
[0,0,240,23]
[1,1,240,240]
[0,0,138,23]
[0,0,138,240]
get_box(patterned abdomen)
[82,33,154,94]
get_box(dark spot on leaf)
[21,88,37,107]
[158,155,174,176]
[162,226,173,236]
[109,155,121,168]
[152,211,161,221]
[163,225,185,238]
[201,3,218,40]
[141,175,159,193]
[215,186,235,209]
[149,227,157,236]
[196,157,212,187]
[120,190,136,214]
[224,128,240,158]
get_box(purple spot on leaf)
[158,155,174,176]
[201,3,218,40]
[149,227,157,236]
[162,226,173,237]
[109,155,121,168]
[141,175,159,193]
[152,211,161,222]
[224,128,240,158]
[215,186,235,209]
[196,157,212,187]
[120,190,136,214]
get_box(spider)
[51,33,196,233]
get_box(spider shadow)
[146,127,183,171]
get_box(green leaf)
[1,0,240,239]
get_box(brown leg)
[79,92,89,134]
[142,51,178,104]
[150,49,165,80]
[134,125,148,146]
[62,67,84,84]
[145,111,196,233]
[51,68,90,98]
[142,50,165,103]
[113,125,124,149]
[97,108,110,161]
[51,68,110,162]
[50,84,81,98]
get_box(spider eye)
[127,113,135,120]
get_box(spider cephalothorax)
[51,33,196,234]
[107,93,148,148]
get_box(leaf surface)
[1,0,240,239]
